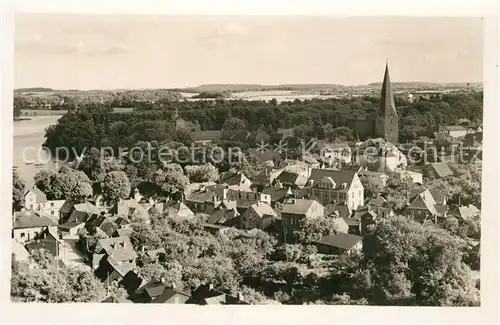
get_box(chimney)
[342,183,347,189]
[134,188,142,202]
[237,291,244,302]
[171,282,176,289]
[208,283,214,291]
[160,277,166,284]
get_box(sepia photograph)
[8,10,489,310]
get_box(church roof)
[379,62,398,118]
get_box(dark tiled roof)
[315,233,362,250]
[307,169,357,191]
[261,187,289,202]
[220,173,250,186]
[429,163,454,178]
[13,211,56,229]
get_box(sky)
[14,14,483,89]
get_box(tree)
[358,215,479,306]
[292,216,340,244]
[34,167,93,201]
[223,117,247,130]
[11,249,109,303]
[102,171,131,204]
[154,163,190,198]
[12,171,26,211]
[184,164,220,183]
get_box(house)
[439,125,468,138]
[24,227,61,257]
[95,236,137,262]
[24,187,65,221]
[241,202,278,230]
[409,188,447,206]
[281,198,324,239]
[352,206,378,235]
[355,138,408,171]
[59,201,100,224]
[448,204,480,221]
[359,170,389,188]
[189,130,223,144]
[58,220,86,237]
[314,233,363,256]
[109,199,150,222]
[164,201,195,218]
[325,201,352,219]
[12,210,58,243]
[11,239,30,262]
[301,169,364,210]
[24,186,47,211]
[132,279,191,304]
[208,205,241,227]
[94,255,137,284]
[261,186,293,207]
[273,170,309,189]
[320,142,352,164]
[187,284,248,305]
[331,216,349,234]
[140,248,167,265]
[393,169,423,184]
[121,270,147,296]
[425,162,454,179]
[202,223,231,235]
[302,155,321,169]
[220,172,252,187]
[364,196,395,219]
[405,189,447,223]
[247,148,282,165]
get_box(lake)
[13,115,62,189]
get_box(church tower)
[375,61,399,144]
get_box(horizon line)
[15,80,483,92]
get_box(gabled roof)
[307,169,357,191]
[73,201,100,215]
[249,202,277,218]
[428,163,454,178]
[13,211,57,229]
[275,170,307,187]
[165,201,195,217]
[220,173,251,186]
[208,208,240,225]
[281,199,320,216]
[315,233,363,250]
[25,186,47,202]
[97,236,137,262]
[429,162,453,177]
[449,204,480,220]
[12,239,30,261]
[408,194,437,215]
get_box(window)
[20,232,25,238]
[51,202,54,207]
[51,210,55,215]
[174,297,180,304]
[34,231,38,237]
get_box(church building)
[348,62,399,144]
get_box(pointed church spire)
[375,61,399,144]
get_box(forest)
[41,91,483,159]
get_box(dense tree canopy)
[12,171,26,211]
[34,166,93,201]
